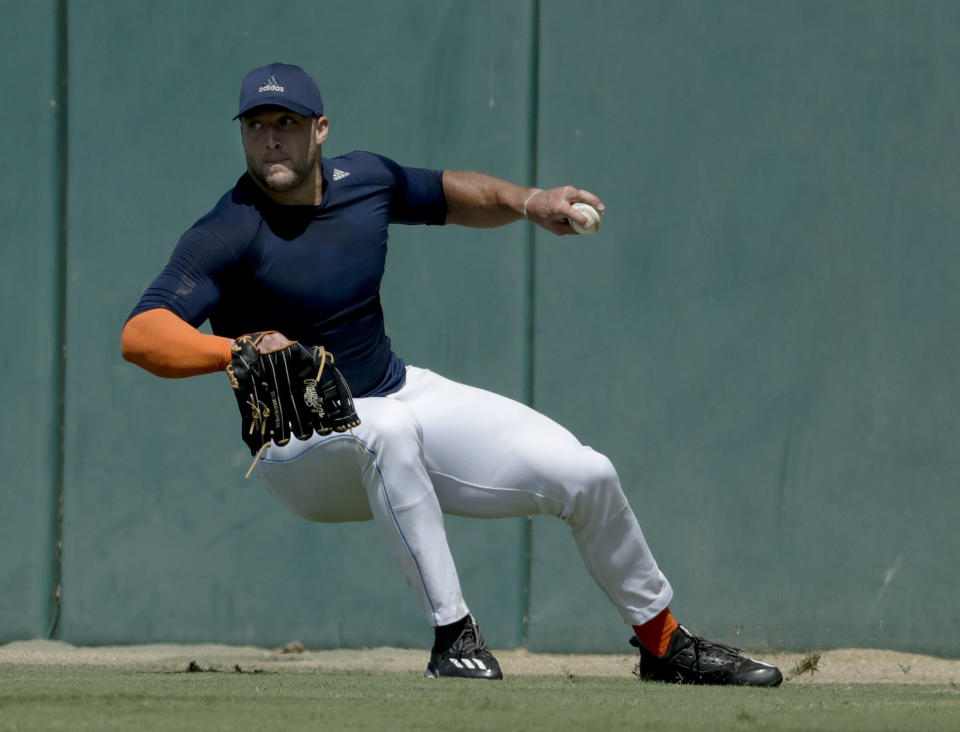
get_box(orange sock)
[633,607,679,657]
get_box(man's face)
[240,108,328,194]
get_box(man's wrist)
[217,340,236,371]
[523,188,544,220]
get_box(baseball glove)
[226,331,360,469]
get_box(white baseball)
[569,202,603,234]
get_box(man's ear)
[315,116,330,145]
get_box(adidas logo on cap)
[333,168,350,181]
[258,74,284,93]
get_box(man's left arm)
[442,170,605,236]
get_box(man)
[122,62,782,686]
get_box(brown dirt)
[1,640,958,684]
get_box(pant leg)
[256,395,469,627]
[395,366,673,626]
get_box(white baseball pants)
[257,366,673,627]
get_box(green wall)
[56,0,531,649]
[0,0,61,642]
[2,0,959,657]
[529,0,960,656]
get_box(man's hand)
[522,185,606,236]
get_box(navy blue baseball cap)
[234,62,324,119]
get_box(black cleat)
[630,624,783,687]
[425,615,503,680]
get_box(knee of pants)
[563,450,630,529]
[354,398,433,509]
[357,398,423,462]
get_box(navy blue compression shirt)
[128,151,447,397]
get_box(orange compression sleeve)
[121,308,234,378]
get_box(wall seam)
[49,0,69,640]
[520,0,540,650]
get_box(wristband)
[523,189,544,220]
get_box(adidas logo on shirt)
[258,74,284,93]
[332,168,350,181]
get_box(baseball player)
[121,62,782,686]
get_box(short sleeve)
[374,154,447,225]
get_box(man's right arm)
[442,170,605,235]
[121,308,233,378]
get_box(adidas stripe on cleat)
[446,657,490,672]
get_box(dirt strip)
[1,640,957,685]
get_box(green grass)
[1,666,959,731]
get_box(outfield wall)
[2,0,959,656]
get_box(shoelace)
[685,633,745,671]
[448,618,488,659]
[632,631,743,664]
